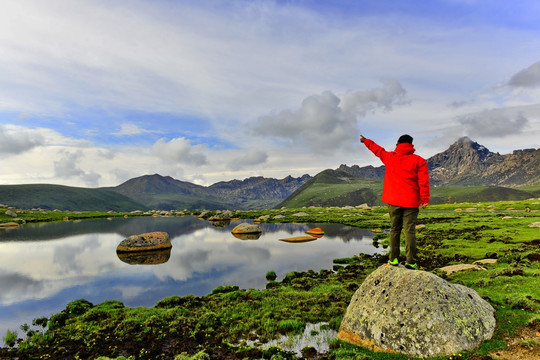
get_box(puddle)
[247,322,337,356]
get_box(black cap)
[397,134,413,144]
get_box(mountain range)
[0,137,538,211]
[102,174,312,210]
[335,137,539,187]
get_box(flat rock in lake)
[116,232,171,253]
[279,235,318,243]
[306,227,324,236]
[0,222,19,228]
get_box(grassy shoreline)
[1,200,539,359]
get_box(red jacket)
[363,138,430,208]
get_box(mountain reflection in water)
[0,216,381,339]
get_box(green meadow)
[1,199,539,360]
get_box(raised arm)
[360,135,390,164]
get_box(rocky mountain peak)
[427,137,504,185]
[451,136,493,162]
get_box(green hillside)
[430,185,536,204]
[136,192,231,211]
[277,169,384,208]
[515,183,540,197]
[277,169,539,208]
[0,184,147,211]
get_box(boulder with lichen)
[338,265,495,358]
[116,232,171,253]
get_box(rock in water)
[116,232,171,252]
[209,210,233,221]
[338,265,495,358]
[117,249,171,265]
[231,223,262,234]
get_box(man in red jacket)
[360,134,430,270]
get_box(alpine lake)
[0,213,383,343]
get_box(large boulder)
[338,265,495,358]
[209,210,233,221]
[231,223,261,234]
[116,232,171,253]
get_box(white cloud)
[227,150,268,171]
[458,110,528,137]
[113,123,153,136]
[54,150,102,187]
[508,61,540,88]
[0,124,44,155]
[151,137,208,166]
[252,79,407,153]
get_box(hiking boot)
[388,258,399,266]
[404,263,418,270]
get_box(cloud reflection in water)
[0,216,380,338]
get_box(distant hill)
[0,184,146,211]
[104,174,313,210]
[102,174,229,210]
[279,137,539,207]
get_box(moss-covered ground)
[1,199,539,360]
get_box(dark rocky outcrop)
[209,175,312,206]
[427,137,539,186]
[338,265,495,358]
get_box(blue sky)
[0,0,539,188]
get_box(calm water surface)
[0,216,381,339]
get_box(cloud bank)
[151,138,208,166]
[0,125,44,155]
[457,109,529,138]
[508,61,540,88]
[227,150,268,171]
[252,79,407,153]
[54,150,101,187]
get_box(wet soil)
[490,319,540,360]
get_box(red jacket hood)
[395,143,415,155]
